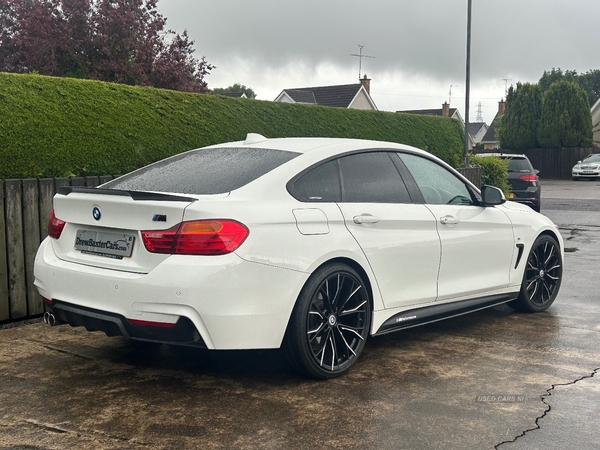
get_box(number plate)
[508,192,515,199]
[583,171,594,175]
[75,230,135,258]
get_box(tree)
[539,68,577,92]
[213,83,257,99]
[539,67,600,106]
[577,69,600,106]
[0,0,214,92]
[537,80,593,148]
[498,82,542,150]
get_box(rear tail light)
[141,219,249,255]
[48,209,66,239]
[519,174,538,182]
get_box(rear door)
[334,152,441,309]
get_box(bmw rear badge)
[92,207,101,221]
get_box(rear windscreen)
[506,158,532,172]
[104,147,299,195]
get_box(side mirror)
[577,160,582,164]
[481,185,506,206]
[534,169,540,176]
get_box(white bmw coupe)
[34,134,563,378]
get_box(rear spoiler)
[57,187,198,203]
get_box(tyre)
[572,177,579,181]
[508,235,562,312]
[283,263,371,379]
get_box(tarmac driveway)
[1,180,599,450]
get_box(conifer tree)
[537,81,593,148]
[499,82,542,150]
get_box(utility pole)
[464,0,472,168]
[350,44,375,79]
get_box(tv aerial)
[350,44,375,79]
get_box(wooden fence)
[473,147,598,180]
[0,176,114,324]
[522,148,597,179]
[457,166,483,187]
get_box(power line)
[372,91,504,101]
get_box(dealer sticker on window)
[74,230,135,258]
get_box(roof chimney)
[360,74,371,94]
[498,99,506,116]
[442,102,450,117]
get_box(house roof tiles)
[280,83,364,108]
[467,122,487,135]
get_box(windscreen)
[104,147,299,195]
[583,154,600,163]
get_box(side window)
[291,160,341,202]
[338,152,411,203]
[397,153,473,205]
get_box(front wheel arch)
[509,233,563,312]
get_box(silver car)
[572,154,600,180]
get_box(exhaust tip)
[43,311,56,326]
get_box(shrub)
[470,155,510,196]
[0,72,464,178]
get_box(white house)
[397,102,476,149]
[274,75,377,110]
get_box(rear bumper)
[46,300,206,347]
[508,187,541,211]
[508,198,540,210]
[34,238,309,350]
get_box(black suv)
[478,154,541,212]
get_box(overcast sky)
[158,0,600,125]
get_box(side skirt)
[374,293,518,336]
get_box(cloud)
[159,0,600,124]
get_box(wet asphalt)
[1,180,599,450]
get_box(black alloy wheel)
[284,263,371,379]
[509,235,562,312]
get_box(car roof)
[206,133,431,160]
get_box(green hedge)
[470,155,510,196]
[0,72,465,178]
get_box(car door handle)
[353,214,381,224]
[440,215,460,225]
